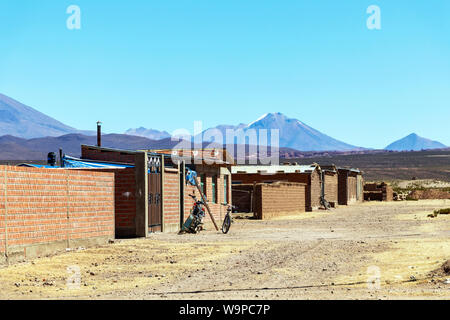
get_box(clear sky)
[0,0,449,149]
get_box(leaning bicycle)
[221,203,237,234]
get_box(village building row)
[231,164,364,217]
[2,142,368,264]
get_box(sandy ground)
[0,200,449,300]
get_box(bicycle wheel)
[222,214,231,234]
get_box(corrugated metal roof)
[337,167,362,174]
[231,164,318,174]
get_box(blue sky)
[0,0,449,149]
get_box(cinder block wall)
[254,182,306,220]
[0,166,115,265]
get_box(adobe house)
[337,167,364,205]
[364,182,393,201]
[231,164,322,211]
[80,145,233,236]
[320,165,339,208]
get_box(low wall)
[71,168,137,238]
[0,166,115,265]
[408,189,450,200]
[232,185,254,213]
[364,183,393,201]
[254,182,306,220]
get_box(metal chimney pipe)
[97,121,102,147]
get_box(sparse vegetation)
[434,208,450,215]
[428,208,450,218]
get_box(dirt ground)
[0,200,449,300]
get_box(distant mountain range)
[0,134,179,160]
[128,113,363,152]
[124,127,171,140]
[0,93,94,139]
[385,133,447,151]
[0,93,448,160]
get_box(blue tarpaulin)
[62,155,134,169]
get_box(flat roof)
[231,164,318,174]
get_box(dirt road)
[0,200,449,300]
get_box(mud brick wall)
[338,171,348,205]
[323,172,338,207]
[0,166,114,265]
[232,170,320,212]
[364,183,393,202]
[347,175,358,204]
[253,182,306,220]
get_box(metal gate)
[148,155,162,233]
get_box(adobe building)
[337,167,364,205]
[319,165,339,208]
[252,182,307,220]
[79,145,233,236]
[231,164,322,211]
[364,182,393,201]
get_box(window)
[212,175,217,204]
[224,175,229,204]
[200,174,207,197]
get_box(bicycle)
[221,203,237,234]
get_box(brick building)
[320,165,339,208]
[247,182,307,220]
[80,145,233,236]
[364,182,393,201]
[337,167,364,205]
[231,164,322,211]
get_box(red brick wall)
[81,145,136,164]
[254,182,306,220]
[162,169,227,232]
[0,166,114,262]
[73,168,137,237]
[163,169,180,232]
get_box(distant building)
[337,167,364,205]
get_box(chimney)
[97,121,102,147]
